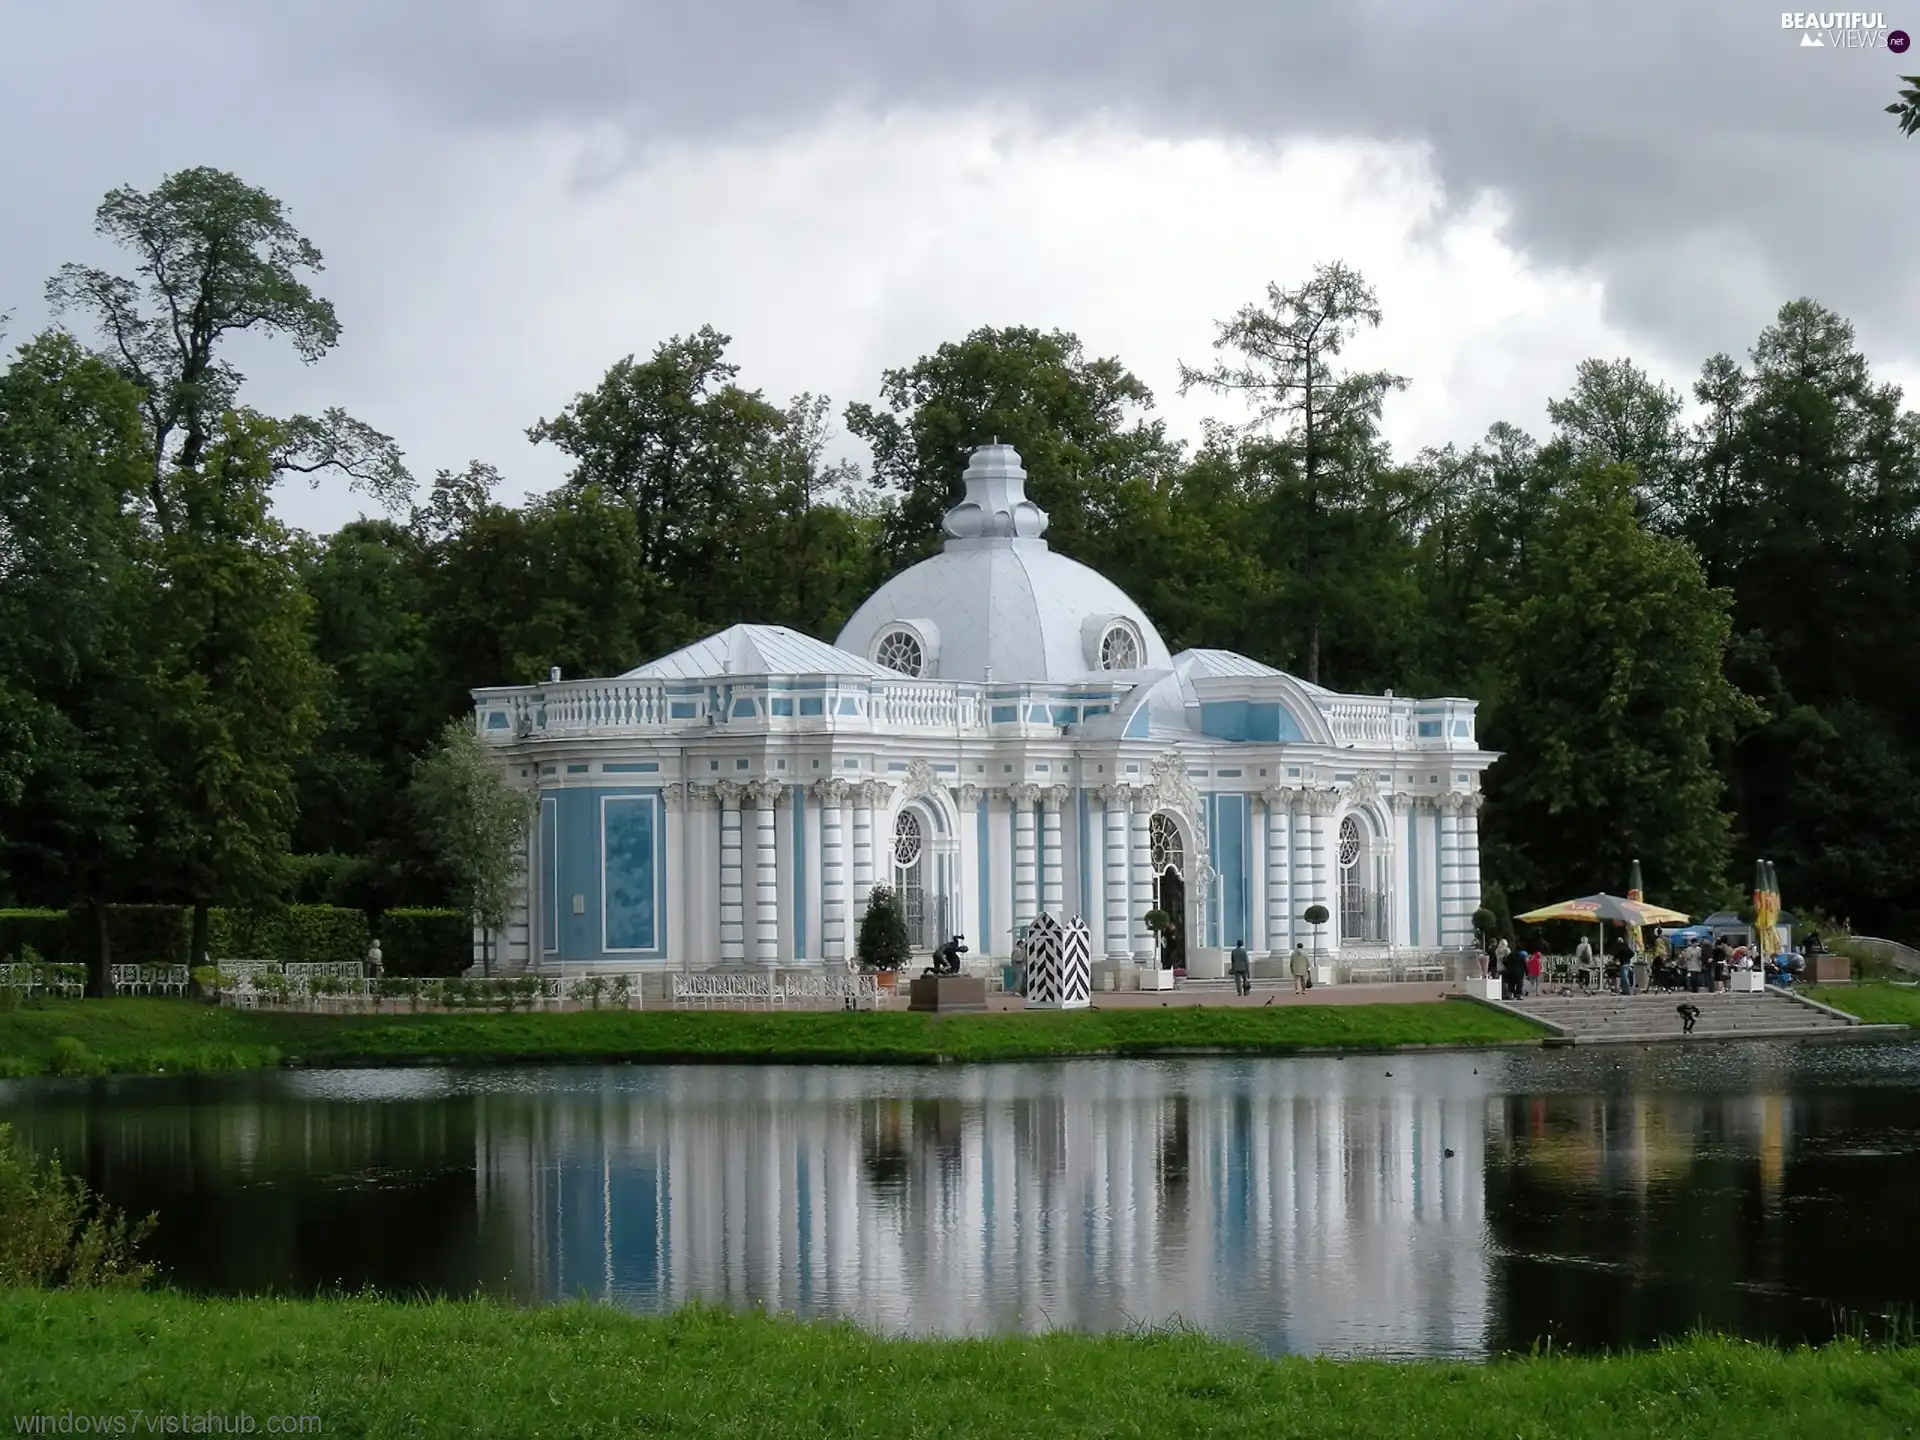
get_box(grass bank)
[3,1292,1919,1438]
[0,997,1544,1078]
[1817,980,1920,1027]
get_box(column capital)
[1304,787,1342,817]
[661,782,686,811]
[858,778,895,806]
[812,776,851,804]
[957,781,983,806]
[746,778,785,808]
[714,779,749,807]
[1041,784,1072,812]
[1460,790,1485,816]
[1386,791,1413,815]
[1129,786,1159,814]
[1005,781,1042,806]
[1438,790,1469,815]
[687,782,718,811]
[1095,783,1133,807]
[1262,785,1300,814]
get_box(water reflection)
[7,1044,1920,1358]
[466,1063,1489,1356]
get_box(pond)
[6,1042,1920,1359]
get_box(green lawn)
[0,997,1544,1077]
[2,1291,1917,1438]
[1815,980,1920,1026]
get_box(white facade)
[473,444,1495,977]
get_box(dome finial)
[943,443,1049,544]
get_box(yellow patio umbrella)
[1516,892,1690,956]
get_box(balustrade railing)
[1324,700,1396,745]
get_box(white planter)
[1186,948,1228,980]
[1731,969,1764,993]
[1313,964,1337,987]
[1139,966,1177,991]
[1463,977,1504,1001]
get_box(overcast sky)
[2,0,1914,533]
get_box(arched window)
[1099,622,1141,671]
[1337,814,1383,943]
[1149,812,1184,877]
[892,809,928,948]
[875,629,924,677]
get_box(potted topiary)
[858,885,911,993]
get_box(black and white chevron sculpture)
[1026,912,1091,1010]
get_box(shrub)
[377,909,470,977]
[857,886,911,971]
[0,1123,154,1288]
[50,1037,102,1078]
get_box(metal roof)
[621,624,896,681]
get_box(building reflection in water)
[475,1060,1492,1357]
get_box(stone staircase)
[1495,988,1874,1044]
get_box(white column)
[1265,790,1292,959]
[1291,803,1313,955]
[718,782,745,964]
[1101,787,1131,960]
[1308,792,1334,954]
[802,787,822,962]
[692,786,719,964]
[1439,793,1464,948]
[664,785,686,967]
[819,780,848,963]
[958,784,983,954]
[1010,783,1039,928]
[752,781,780,966]
[1459,792,1483,927]
[851,783,876,924]
[1129,794,1154,962]
[988,789,1013,955]
[1040,786,1067,919]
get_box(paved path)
[985,980,1455,1011]
[1487,986,1895,1044]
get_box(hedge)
[376,908,472,977]
[0,904,421,967]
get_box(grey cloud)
[189,0,1920,374]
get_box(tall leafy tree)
[1472,461,1761,912]
[0,334,155,983]
[846,325,1181,571]
[1178,263,1408,682]
[409,718,536,975]
[44,166,409,530]
[146,412,325,964]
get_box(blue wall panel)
[602,795,657,951]
[547,787,667,961]
[1215,794,1250,949]
[539,798,559,954]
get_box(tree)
[847,326,1181,570]
[856,885,911,971]
[1471,462,1762,912]
[1890,75,1920,136]
[1179,263,1408,682]
[0,333,159,986]
[145,412,326,966]
[1545,358,1687,524]
[45,167,408,530]
[408,718,535,975]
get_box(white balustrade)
[1323,700,1395,745]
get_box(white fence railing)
[0,962,85,997]
[671,971,883,1009]
[110,963,190,996]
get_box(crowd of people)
[1484,930,1809,1000]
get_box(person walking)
[1230,939,1251,997]
[1289,943,1310,995]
